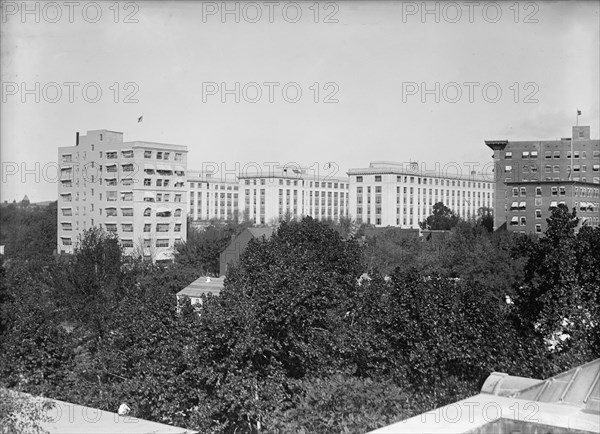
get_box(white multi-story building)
[347,162,494,228]
[57,129,188,261]
[238,166,349,225]
[187,170,240,223]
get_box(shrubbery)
[1,206,599,433]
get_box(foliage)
[0,201,57,259]
[0,389,54,434]
[2,212,600,433]
[419,201,460,230]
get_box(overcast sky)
[1,0,599,202]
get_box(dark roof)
[246,227,275,239]
[176,276,224,298]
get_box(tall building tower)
[485,126,599,234]
[57,129,188,261]
[347,162,493,228]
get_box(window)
[174,208,182,217]
[553,151,560,158]
[121,192,133,201]
[551,187,558,196]
[174,224,181,232]
[121,239,134,248]
[144,208,151,216]
[522,151,529,159]
[520,216,526,226]
[375,176,382,182]
[156,152,163,159]
[106,164,117,173]
[545,165,552,173]
[574,165,581,172]
[356,176,363,183]
[144,178,151,186]
[505,165,512,172]
[559,187,566,196]
[512,188,519,197]
[544,151,552,159]
[122,164,134,172]
[106,152,117,159]
[143,224,151,232]
[122,208,133,216]
[535,224,542,233]
[505,151,512,159]
[536,209,542,219]
[531,151,538,158]
[375,186,382,193]
[61,208,72,216]
[122,150,133,158]
[107,191,117,201]
[175,153,182,161]
[61,222,72,231]
[144,150,152,158]
[61,237,72,246]
[574,151,580,159]
[520,187,526,196]
[106,207,117,217]
[163,152,170,160]
[535,198,542,206]
[156,223,169,232]
[105,224,117,232]
[536,187,542,196]
[156,239,169,247]
[122,224,133,232]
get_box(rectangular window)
[106,152,117,159]
[143,224,151,232]
[505,151,512,159]
[520,187,526,196]
[553,151,561,158]
[513,188,519,197]
[522,151,529,159]
[535,224,542,233]
[156,239,169,247]
[375,176,382,182]
[520,216,527,226]
[174,224,182,232]
[559,187,566,196]
[122,150,133,158]
[545,151,552,159]
[122,208,133,216]
[175,153,182,161]
[356,176,363,183]
[156,223,169,232]
[106,208,117,217]
[144,150,152,158]
[536,209,542,219]
[121,224,133,232]
[536,187,542,196]
[531,151,538,158]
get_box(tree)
[419,202,460,230]
[477,207,494,232]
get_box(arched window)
[174,208,182,217]
[144,207,151,217]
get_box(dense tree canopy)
[1,211,599,433]
[419,201,460,230]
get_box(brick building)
[486,126,600,233]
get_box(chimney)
[75,132,79,146]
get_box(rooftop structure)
[370,358,600,433]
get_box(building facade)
[187,170,240,224]
[486,126,600,233]
[57,129,188,260]
[238,166,349,225]
[347,162,494,228]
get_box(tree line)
[1,204,599,433]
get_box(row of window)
[506,150,599,160]
[189,182,239,190]
[243,179,347,189]
[355,175,491,189]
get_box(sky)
[1,0,599,202]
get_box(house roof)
[246,227,275,239]
[176,276,224,298]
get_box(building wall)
[506,182,599,234]
[238,171,349,225]
[347,162,493,228]
[187,170,239,222]
[486,126,600,231]
[57,129,188,260]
